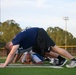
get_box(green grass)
[0,58,76,75]
[0,67,76,75]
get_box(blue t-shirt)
[12,27,39,49]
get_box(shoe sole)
[66,65,76,68]
[66,63,76,68]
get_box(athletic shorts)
[32,28,55,56]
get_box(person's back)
[12,27,39,49]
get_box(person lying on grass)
[12,48,66,66]
[13,51,44,65]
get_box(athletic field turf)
[0,57,76,75]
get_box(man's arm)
[0,45,19,68]
[13,54,22,63]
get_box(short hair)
[5,42,11,55]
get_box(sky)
[0,0,76,37]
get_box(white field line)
[6,64,63,68]
[0,63,63,68]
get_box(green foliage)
[46,26,76,45]
[0,20,22,48]
[0,20,76,48]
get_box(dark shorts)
[32,28,55,56]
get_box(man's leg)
[45,51,67,66]
[51,45,76,68]
[52,45,74,60]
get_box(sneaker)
[54,58,67,66]
[66,60,76,68]
[49,58,55,64]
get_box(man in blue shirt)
[0,27,76,68]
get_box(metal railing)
[0,46,76,57]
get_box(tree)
[46,26,76,45]
[0,20,22,48]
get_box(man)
[0,27,76,68]
[12,47,67,66]
[12,47,44,64]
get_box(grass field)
[0,57,76,75]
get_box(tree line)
[0,20,76,48]
[46,27,76,45]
